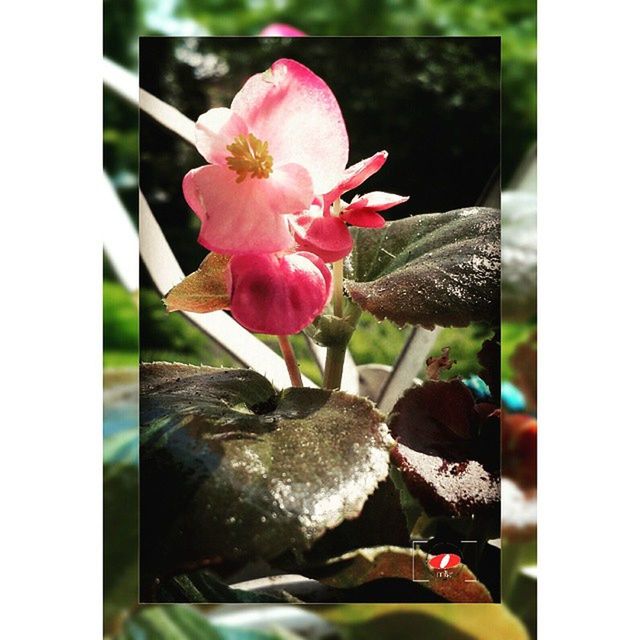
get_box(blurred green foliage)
[103,281,138,366]
[105,280,531,381]
[105,0,535,186]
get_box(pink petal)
[230,59,348,194]
[291,214,353,262]
[229,252,332,335]
[183,163,313,255]
[323,150,388,206]
[341,207,386,228]
[348,191,409,212]
[259,23,306,37]
[195,108,249,165]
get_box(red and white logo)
[428,553,461,571]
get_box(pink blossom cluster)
[182,59,407,335]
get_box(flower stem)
[323,343,346,390]
[323,259,346,389]
[277,335,303,387]
[332,258,344,318]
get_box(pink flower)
[229,251,331,334]
[183,59,348,255]
[291,151,409,262]
[259,24,306,37]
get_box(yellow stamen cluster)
[225,133,273,183]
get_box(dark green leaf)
[140,363,391,590]
[156,569,298,604]
[294,479,409,566]
[344,208,499,329]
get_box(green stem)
[277,335,303,387]
[323,258,346,389]
[332,258,343,318]
[323,343,346,390]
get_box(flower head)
[292,151,409,262]
[183,59,349,255]
[259,24,306,37]
[229,251,331,334]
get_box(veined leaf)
[345,208,499,329]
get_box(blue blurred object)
[104,369,138,463]
[502,380,527,412]
[463,374,492,401]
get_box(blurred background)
[104,1,536,638]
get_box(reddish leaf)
[389,380,499,518]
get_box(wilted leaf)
[426,347,456,380]
[163,252,230,313]
[322,603,529,640]
[140,363,391,593]
[344,208,499,329]
[388,380,500,519]
[306,545,492,603]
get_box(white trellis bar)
[104,56,360,391]
[376,326,441,413]
[102,172,139,293]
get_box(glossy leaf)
[306,545,492,603]
[140,363,391,588]
[289,479,410,568]
[344,208,499,329]
[388,379,500,518]
[163,252,230,313]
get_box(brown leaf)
[426,347,456,380]
[163,252,231,313]
[306,545,492,603]
[389,380,500,518]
